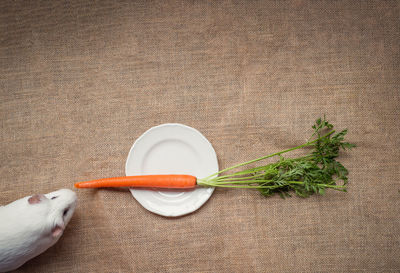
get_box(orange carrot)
[74,174,197,189]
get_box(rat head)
[0,190,77,272]
[28,189,77,238]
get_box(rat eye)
[51,196,58,200]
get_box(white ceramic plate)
[125,124,218,217]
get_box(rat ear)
[51,225,64,237]
[28,194,46,204]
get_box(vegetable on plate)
[75,117,355,198]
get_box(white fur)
[0,189,77,272]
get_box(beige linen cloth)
[1,1,399,272]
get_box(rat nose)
[47,189,77,201]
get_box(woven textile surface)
[1,1,399,272]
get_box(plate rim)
[125,123,218,217]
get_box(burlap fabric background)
[1,0,399,272]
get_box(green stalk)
[200,179,275,185]
[196,117,354,198]
[202,130,335,181]
[215,173,266,182]
[198,179,346,189]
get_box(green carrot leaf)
[198,117,355,199]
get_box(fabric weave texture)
[1,0,399,272]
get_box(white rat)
[0,189,77,272]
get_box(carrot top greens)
[198,117,355,198]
